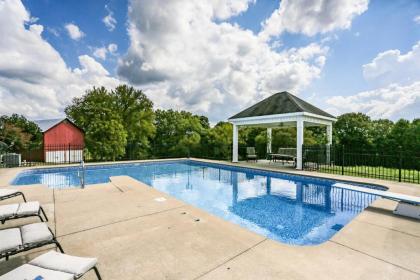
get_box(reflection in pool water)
[12,160,378,245]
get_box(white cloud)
[46,27,59,37]
[93,47,107,60]
[102,5,117,31]
[29,16,38,23]
[326,82,420,120]
[108,43,118,54]
[29,24,43,36]
[259,0,368,40]
[210,0,255,19]
[0,0,119,119]
[362,41,420,86]
[327,41,420,120]
[414,15,420,24]
[92,43,118,60]
[118,0,328,120]
[65,23,85,41]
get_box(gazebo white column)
[326,124,332,145]
[266,128,272,154]
[326,124,332,164]
[232,124,239,162]
[296,118,304,170]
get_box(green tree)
[65,87,127,160]
[254,127,319,157]
[370,119,394,150]
[199,116,210,129]
[306,126,328,144]
[112,85,155,158]
[0,114,42,152]
[387,119,411,151]
[201,122,232,159]
[85,118,127,160]
[333,113,372,148]
[153,110,205,157]
[406,119,420,154]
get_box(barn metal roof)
[229,91,335,120]
[33,118,83,133]
[33,118,65,132]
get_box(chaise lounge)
[0,250,102,280]
[0,222,63,261]
[269,148,297,166]
[0,201,48,224]
[246,147,258,162]
[0,189,26,202]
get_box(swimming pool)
[11,160,382,245]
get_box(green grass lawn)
[317,165,420,184]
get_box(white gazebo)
[228,92,336,169]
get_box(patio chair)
[0,201,48,224]
[0,189,26,202]
[0,222,64,261]
[0,250,102,280]
[246,147,258,162]
[269,148,296,165]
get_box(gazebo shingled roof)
[229,91,334,120]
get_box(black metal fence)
[3,142,420,185]
[303,145,420,184]
[1,143,235,167]
[0,144,86,167]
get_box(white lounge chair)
[0,222,63,260]
[0,189,26,202]
[0,250,102,280]
[0,201,48,224]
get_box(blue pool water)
[11,160,382,245]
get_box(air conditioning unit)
[3,153,21,167]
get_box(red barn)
[34,118,84,163]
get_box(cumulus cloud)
[118,0,329,120]
[414,15,420,24]
[65,23,85,41]
[362,41,420,86]
[108,43,118,54]
[92,43,118,60]
[326,82,420,120]
[260,0,368,39]
[327,42,420,120]
[211,0,255,19]
[0,0,119,118]
[103,5,117,31]
[93,47,107,60]
[46,27,60,37]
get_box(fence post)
[398,146,402,182]
[341,145,345,175]
[68,144,71,164]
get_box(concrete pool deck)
[0,159,419,279]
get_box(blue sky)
[309,0,420,95]
[1,0,419,121]
[23,0,129,74]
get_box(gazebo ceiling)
[229,91,334,120]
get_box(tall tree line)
[1,85,419,160]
